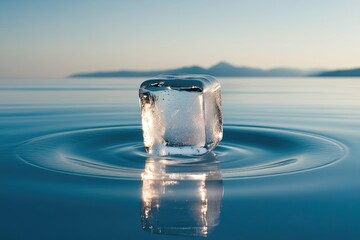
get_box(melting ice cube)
[139,75,222,156]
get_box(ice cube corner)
[139,75,223,156]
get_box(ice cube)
[139,75,222,156]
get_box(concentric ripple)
[16,125,346,180]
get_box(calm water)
[1,77,360,239]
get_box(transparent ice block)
[139,75,222,156]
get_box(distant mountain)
[317,68,360,77]
[69,61,322,78]
[206,62,315,77]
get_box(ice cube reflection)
[141,152,223,237]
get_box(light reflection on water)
[141,153,223,237]
[1,77,360,239]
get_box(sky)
[1,0,360,77]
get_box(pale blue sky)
[1,0,360,77]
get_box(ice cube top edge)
[140,74,220,92]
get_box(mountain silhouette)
[317,68,360,77]
[69,61,322,78]
[207,62,264,76]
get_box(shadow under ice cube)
[139,75,222,156]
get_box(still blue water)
[0,77,359,239]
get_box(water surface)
[1,77,359,239]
